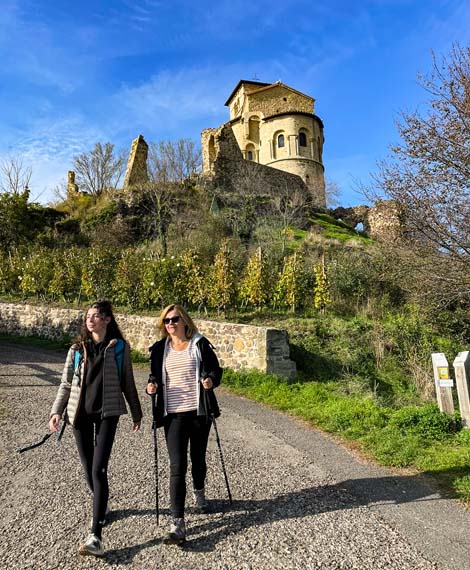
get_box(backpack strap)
[74,341,125,382]
[73,347,83,375]
[114,339,125,382]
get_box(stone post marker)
[431,353,454,414]
[453,351,470,428]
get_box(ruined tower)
[67,171,79,195]
[123,134,149,189]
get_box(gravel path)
[1,341,469,570]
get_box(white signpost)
[453,351,470,429]
[431,353,454,415]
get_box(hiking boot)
[193,488,208,513]
[164,517,186,545]
[78,533,104,557]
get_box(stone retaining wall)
[0,302,296,378]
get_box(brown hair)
[157,304,198,339]
[75,300,125,344]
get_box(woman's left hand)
[132,421,141,432]
[201,377,213,390]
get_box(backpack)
[73,339,125,382]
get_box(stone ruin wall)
[201,123,311,201]
[332,201,403,241]
[0,302,297,379]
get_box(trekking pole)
[151,393,159,525]
[204,389,233,506]
[17,432,53,454]
[17,418,66,454]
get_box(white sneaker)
[164,517,186,545]
[78,533,104,557]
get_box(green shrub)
[388,404,460,440]
[48,247,83,301]
[318,398,389,438]
[20,248,54,298]
[0,249,23,294]
[364,428,423,467]
[81,246,117,300]
[454,476,470,502]
[113,249,144,309]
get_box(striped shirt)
[165,341,198,413]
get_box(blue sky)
[1,0,469,206]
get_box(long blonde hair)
[157,304,198,339]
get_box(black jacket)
[149,333,222,427]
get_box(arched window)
[247,150,253,161]
[277,134,285,148]
[299,132,307,147]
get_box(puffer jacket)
[50,339,143,426]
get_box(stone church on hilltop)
[68,79,400,242]
[201,79,326,207]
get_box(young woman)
[147,304,222,545]
[49,300,143,557]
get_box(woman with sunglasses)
[147,304,222,545]
[49,300,143,557]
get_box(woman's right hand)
[49,414,61,432]
[146,382,157,395]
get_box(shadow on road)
[104,471,449,562]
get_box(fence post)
[453,351,470,429]
[431,353,454,414]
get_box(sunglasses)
[163,316,181,325]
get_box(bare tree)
[148,138,201,183]
[270,185,312,254]
[73,142,125,195]
[325,178,341,209]
[0,156,32,194]
[367,44,470,306]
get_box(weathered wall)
[0,303,296,379]
[201,123,313,207]
[332,201,403,242]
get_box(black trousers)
[164,411,211,518]
[73,415,119,537]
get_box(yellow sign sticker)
[438,367,449,380]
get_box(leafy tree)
[273,252,309,312]
[174,249,207,309]
[239,247,271,309]
[0,186,62,249]
[313,254,331,313]
[368,44,470,307]
[73,142,125,195]
[207,239,236,312]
